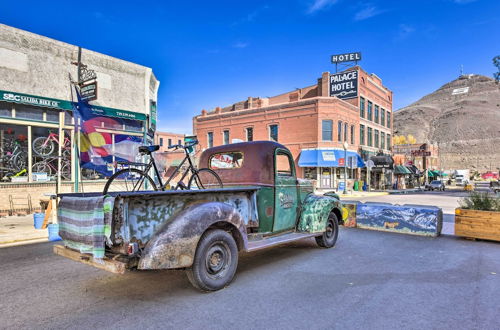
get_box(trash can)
[353,181,359,191]
[48,223,62,241]
[34,213,44,229]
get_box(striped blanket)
[58,196,115,259]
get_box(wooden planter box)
[455,208,500,241]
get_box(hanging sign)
[331,52,362,63]
[330,71,358,99]
[80,81,98,102]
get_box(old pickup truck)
[54,141,342,291]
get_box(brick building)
[193,66,393,190]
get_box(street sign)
[80,81,97,102]
[366,160,375,169]
[339,158,345,166]
[411,150,431,157]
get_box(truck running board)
[246,232,319,252]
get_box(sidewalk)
[315,189,389,197]
[0,215,48,247]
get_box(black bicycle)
[103,139,222,194]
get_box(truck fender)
[297,194,342,233]
[138,202,247,270]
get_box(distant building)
[193,66,393,190]
[154,131,185,152]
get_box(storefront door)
[321,168,331,188]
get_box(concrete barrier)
[342,201,442,237]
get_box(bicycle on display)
[32,130,71,157]
[103,139,223,194]
[32,157,71,181]
[0,138,28,174]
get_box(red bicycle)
[32,131,71,157]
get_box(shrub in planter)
[455,192,500,241]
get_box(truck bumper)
[53,245,133,274]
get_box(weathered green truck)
[54,141,342,291]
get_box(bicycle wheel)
[188,168,223,190]
[12,153,27,171]
[33,136,55,157]
[61,162,71,180]
[32,161,52,176]
[103,168,157,194]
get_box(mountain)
[394,74,500,171]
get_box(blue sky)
[1,0,499,134]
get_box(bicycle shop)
[0,24,159,214]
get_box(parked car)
[490,180,500,194]
[426,180,445,191]
[53,141,343,292]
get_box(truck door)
[273,149,299,232]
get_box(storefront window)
[123,118,143,132]
[15,105,44,121]
[64,111,74,126]
[304,167,316,180]
[0,124,28,181]
[0,102,13,118]
[322,120,332,141]
[31,127,71,181]
[46,109,59,123]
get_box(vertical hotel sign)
[329,70,358,99]
[149,100,157,131]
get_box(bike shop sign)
[0,90,69,110]
[329,71,358,99]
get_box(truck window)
[276,153,293,176]
[209,152,244,169]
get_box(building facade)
[0,24,159,212]
[193,66,393,190]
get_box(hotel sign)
[331,52,361,63]
[330,71,358,99]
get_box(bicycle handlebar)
[167,140,198,150]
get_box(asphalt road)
[1,228,499,329]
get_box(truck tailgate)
[53,245,135,274]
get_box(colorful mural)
[341,202,357,227]
[355,202,442,237]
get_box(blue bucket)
[34,213,45,229]
[48,223,62,241]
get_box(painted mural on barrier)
[356,202,442,236]
[341,202,357,227]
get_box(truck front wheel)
[186,229,238,292]
[315,212,339,248]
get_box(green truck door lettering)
[273,150,299,232]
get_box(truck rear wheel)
[186,229,238,292]
[315,212,339,248]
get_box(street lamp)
[343,141,348,195]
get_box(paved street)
[2,227,499,329]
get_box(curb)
[0,237,49,248]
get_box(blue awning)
[298,149,365,168]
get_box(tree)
[407,134,417,144]
[393,135,407,145]
[494,55,500,83]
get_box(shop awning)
[394,165,412,174]
[298,149,365,168]
[370,155,394,170]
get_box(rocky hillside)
[394,74,500,171]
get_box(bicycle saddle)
[138,145,160,154]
